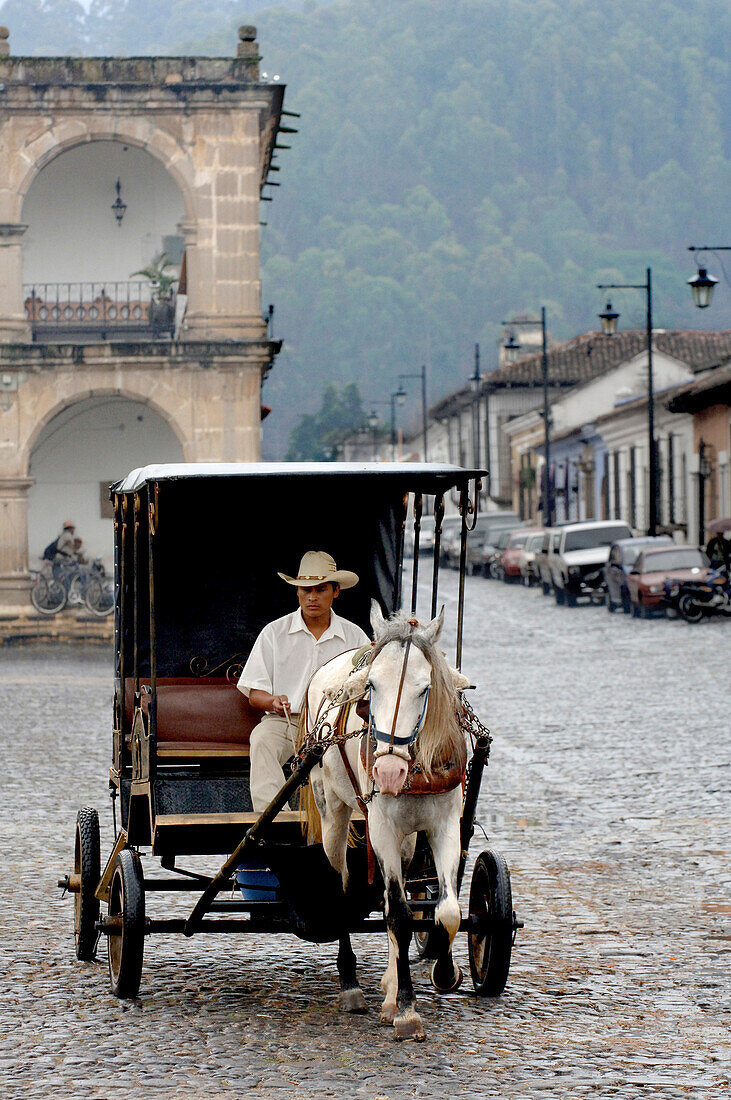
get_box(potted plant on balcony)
[131,252,177,334]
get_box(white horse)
[300,602,469,1041]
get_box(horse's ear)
[421,606,444,645]
[370,599,387,637]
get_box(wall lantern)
[111,179,127,226]
[598,301,620,335]
[687,267,718,310]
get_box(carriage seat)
[124,678,258,759]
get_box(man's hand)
[271,694,291,717]
[249,689,291,716]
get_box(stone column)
[183,110,266,342]
[0,476,34,612]
[0,224,31,342]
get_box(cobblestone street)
[2,571,729,1099]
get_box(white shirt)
[237,608,369,712]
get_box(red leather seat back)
[123,678,258,745]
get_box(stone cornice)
[0,338,282,369]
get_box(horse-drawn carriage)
[59,462,520,1040]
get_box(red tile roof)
[430,330,731,418]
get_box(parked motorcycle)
[667,568,731,623]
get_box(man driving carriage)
[237,551,369,812]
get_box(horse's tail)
[299,776,323,844]
[296,705,323,843]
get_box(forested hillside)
[3,0,730,457]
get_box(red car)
[500,528,542,582]
[627,545,709,617]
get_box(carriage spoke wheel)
[468,849,513,996]
[408,840,440,960]
[107,849,145,999]
[73,807,100,961]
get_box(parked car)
[603,536,674,614]
[438,516,464,566]
[500,528,543,583]
[481,528,513,578]
[534,528,560,595]
[404,515,436,557]
[627,545,710,618]
[447,510,520,572]
[551,520,633,606]
[518,531,547,586]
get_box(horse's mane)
[371,611,466,777]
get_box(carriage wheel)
[468,849,513,996]
[107,849,145,998]
[408,840,439,960]
[73,807,100,961]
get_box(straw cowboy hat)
[278,550,359,590]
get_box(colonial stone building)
[0,26,286,610]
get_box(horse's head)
[366,602,467,796]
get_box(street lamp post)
[686,246,730,309]
[597,268,657,536]
[391,386,406,460]
[470,344,481,474]
[369,389,406,461]
[398,364,428,462]
[698,439,712,544]
[367,409,380,459]
[502,309,552,525]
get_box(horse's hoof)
[339,987,369,1014]
[430,960,463,993]
[393,1009,426,1042]
[379,1001,397,1026]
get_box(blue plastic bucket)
[236,860,280,902]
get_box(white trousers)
[249,713,299,812]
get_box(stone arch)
[12,120,196,225]
[21,383,190,475]
[26,390,186,566]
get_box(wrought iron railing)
[23,282,175,340]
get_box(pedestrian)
[237,550,370,812]
[43,520,80,563]
[706,530,731,572]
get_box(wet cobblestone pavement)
[2,571,729,1098]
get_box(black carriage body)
[109,462,483,863]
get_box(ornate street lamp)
[598,301,620,335]
[687,246,730,309]
[502,309,552,525]
[111,179,127,226]
[596,268,658,535]
[399,364,429,462]
[503,329,521,363]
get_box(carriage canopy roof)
[112,462,484,678]
[113,462,485,494]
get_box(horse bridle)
[369,619,430,754]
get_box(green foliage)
[286,382,366,460]
[131,253,177,299]
[4,0,730,459]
